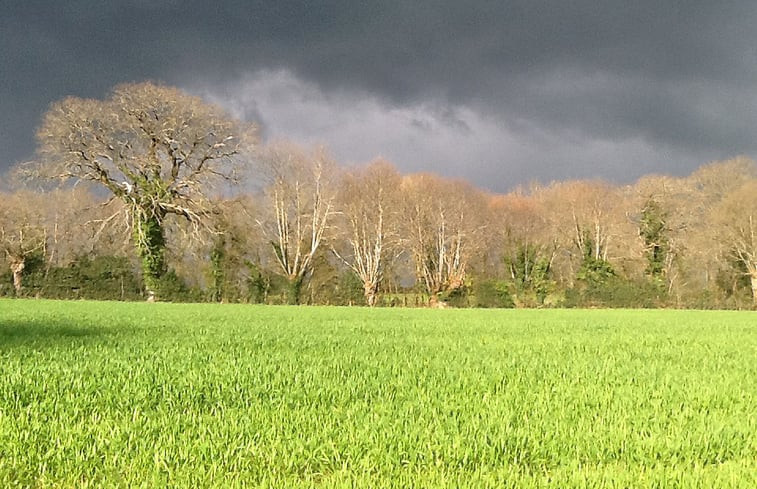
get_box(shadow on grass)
[0,319,113,348]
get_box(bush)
[471,279,515,308]
[563,277,665,308]
[441,285,471,308]
[12,255,143,301]
[330,272,366,306]
[154,270,203,303]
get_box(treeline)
[1,82,756,308]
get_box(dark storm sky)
[2,0,757,191]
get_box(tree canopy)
[30,82,257,299]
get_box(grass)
[0,300,756,488]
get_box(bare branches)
[32,82,256,220]
[0,190,49,293]
[401,174,485,302]
[27,82,259,299]
[712,179,757,302]
[257,142,337,302]
[332,159,401,306]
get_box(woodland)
[2,82,756,309]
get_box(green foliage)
[2,255,142,301]
[573,230,616,289]
[208,240,226,303]
[153,270,203,303]
[0,271,10,297]
[133,213,168,299]
[438,279,517,309]
[715,257,753,308]
[1,302,756,487]
[639,199,670,280]
[470,279,515,308]
[8,251,47,297]
[576,256,616,287]
[564,277,664,308]
[717,255,751,296]
[505,244,554,306]
[441,283,471,307]
[0,255,40,298]
[245,261,271,304]
[285,275,304,305]
[41,256,142,301]
[330,271,366,306]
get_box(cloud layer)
[3,1,756,190]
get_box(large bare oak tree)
[31,82,256,300]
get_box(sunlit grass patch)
[1,300,755,487]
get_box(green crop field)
[0,300,755,488]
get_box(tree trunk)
[428,293,447,308]
[10,259,25,296]
[209,240,225,303]
[286,275,304,305]
[133,213,167,301]
[751,272,757,305]
[364,282,377,307]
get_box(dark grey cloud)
[2,0,757,190]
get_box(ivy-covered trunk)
[209,240,225,303]
[286,275,304,305]
[133,212,167,301]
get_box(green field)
[1,300,756,488]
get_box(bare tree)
[333,159,402,306]
[632,173,698,297]
[37,186,132,269]
[711,179,757,303]
[490,191,557,305]
[257,142,337,304]
[537,180,633,285]
[401,174,486,305]
[0,190,47,295]
[659,157,757,298]
[30,82,256,300]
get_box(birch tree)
[492,192,557,305]
[539,180,632,285]
[333,159,401,306]
[712,179,757,303]
[401,174,485,305]
[258,143,337,304]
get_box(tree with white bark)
[401,174,486,305]
[538,180,633,286]
[257,142,337,304]
[332,159,402,306]
[711,179,757,304]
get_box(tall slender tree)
[712,180,757,303]
[258,142,337,304]
[401,174,486,305]
[639,198,670,282]
[333,159,401,306]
